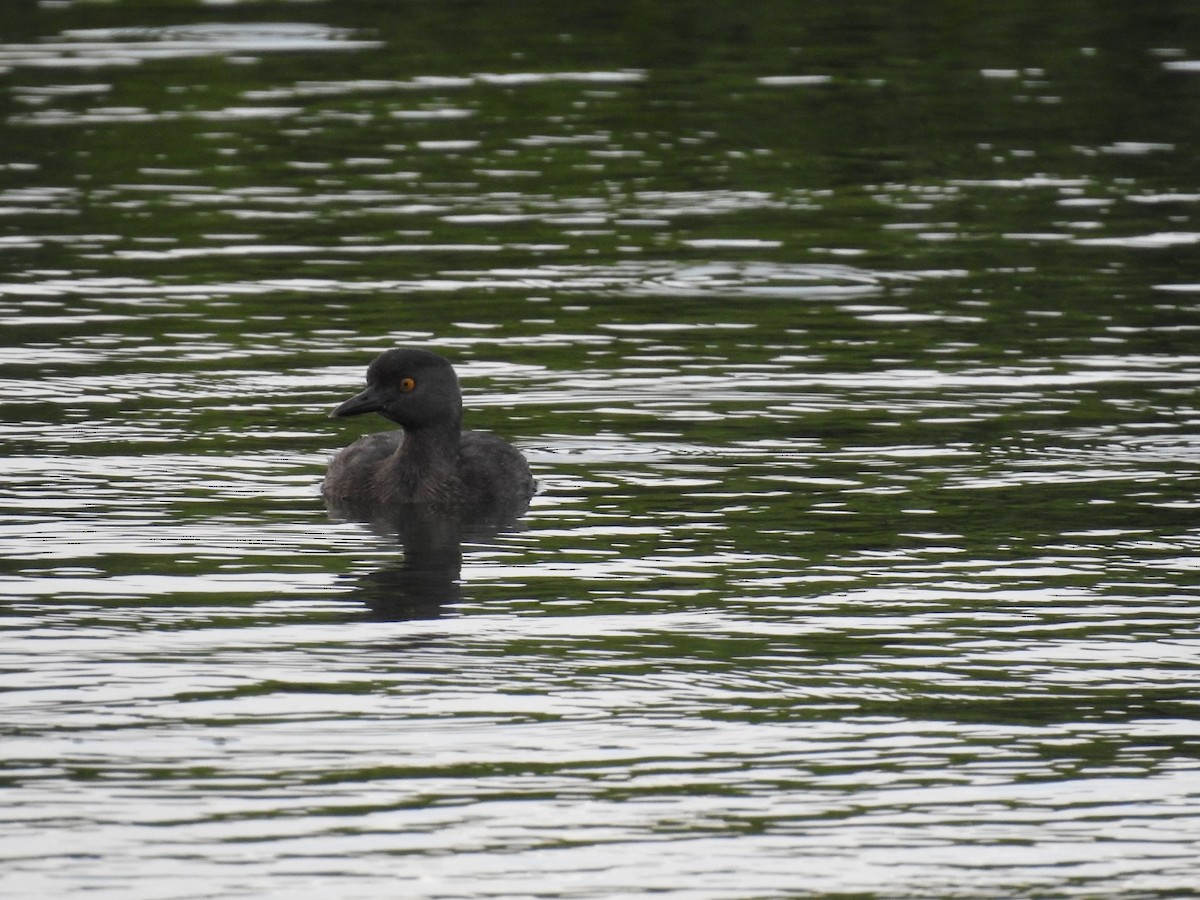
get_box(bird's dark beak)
[329,386,383,419]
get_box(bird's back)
[458,429,536,510]
[322,427,533,518]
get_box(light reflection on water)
[0,22,380,71]
[4,2,1200,897]
[6,595,1200,896]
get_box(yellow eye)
[399,377,416,392]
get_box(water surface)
[3,2,1200,897]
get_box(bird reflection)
[326,498,528,620]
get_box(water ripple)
[0,23,379,70]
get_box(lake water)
[4,2,1200,897]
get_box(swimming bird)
[322,348,534,519]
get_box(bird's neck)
[392,421,461,503]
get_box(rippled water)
[4,3,1200,897]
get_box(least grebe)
[322,348,534,517]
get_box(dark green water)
[3,2,1200,897]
